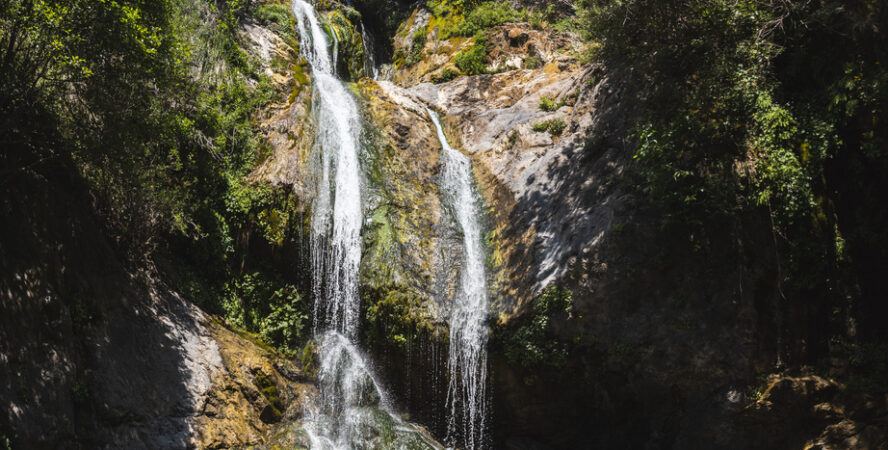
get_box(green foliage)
[538,96,556,112]
[544,96,568,111]
[254,3,296,33]
[223,272,309,356]
[427,0,522,40]
[500,285,575,372]
[0,0,309,353]
[432,67,460,83]
[406,29,427,66]
[526,4,557,30]
[548,118,567,136]
[531,121,550,132]
[452,1,522,37]
[531,118,567,136]
[363,285,436,349]
[577,0,888,344]
[454,31,489,74]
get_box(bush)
[223,272,309,355]
[538,96,556,111]
[454,31,489,75]
[532,120,551,132]
[531,118,568,136]
[453,1,523,37]
[406,29,427,66]
[253,3,294,32]
[539,96,567,112]
[432,67,460,84]
[548,118,567,136]
[499,285,575,372]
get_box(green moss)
[363,284,439,349]
[301,341,319,378]
[253,369,284,421]
[325,8,368,80]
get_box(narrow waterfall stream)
[427,108,490,450]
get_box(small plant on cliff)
[432,68,460,84]
[500,285,576,376]
[539,96,567,112]
[531,118,568,136]
[406,29,427,66]
[454,31,490,75]
[532,120,551,132]
[539,96,556,112]
[548,118,567,136]
[453,1,523,37]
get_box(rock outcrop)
[0,166,314,449]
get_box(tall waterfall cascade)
[290,0,488,447]
[427,108,491,450]
[291,1,421,448]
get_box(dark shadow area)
[0,159,200,448]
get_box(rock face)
[349,8,821,449]
[740,375,888,449]
[0,166,314,449]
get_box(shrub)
[432,67,460,84]
[500,285,575,373]
[406,29,427,66]
[453,1,523,37]
[454,31,489,75]
[532,121,551,132]
[531,118,568,136]
[548,118,567,136]
[539,96,556,112]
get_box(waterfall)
[291,2,403,448]
[360,26,379,80]
[293,0,362,339]
[426,108,490,449]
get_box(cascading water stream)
[293,0,362,339]
[291,2,411,448]
[426,108,490,449]
[360,26,379,79]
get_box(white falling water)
[360,26,379,79]
[426,108,490,449]
[291,2,401,448]
[293,0,362,339]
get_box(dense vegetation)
[0,0,311,354]
[576,0,887,370]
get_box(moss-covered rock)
[357,79,449,337]
[324,7,369,81]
